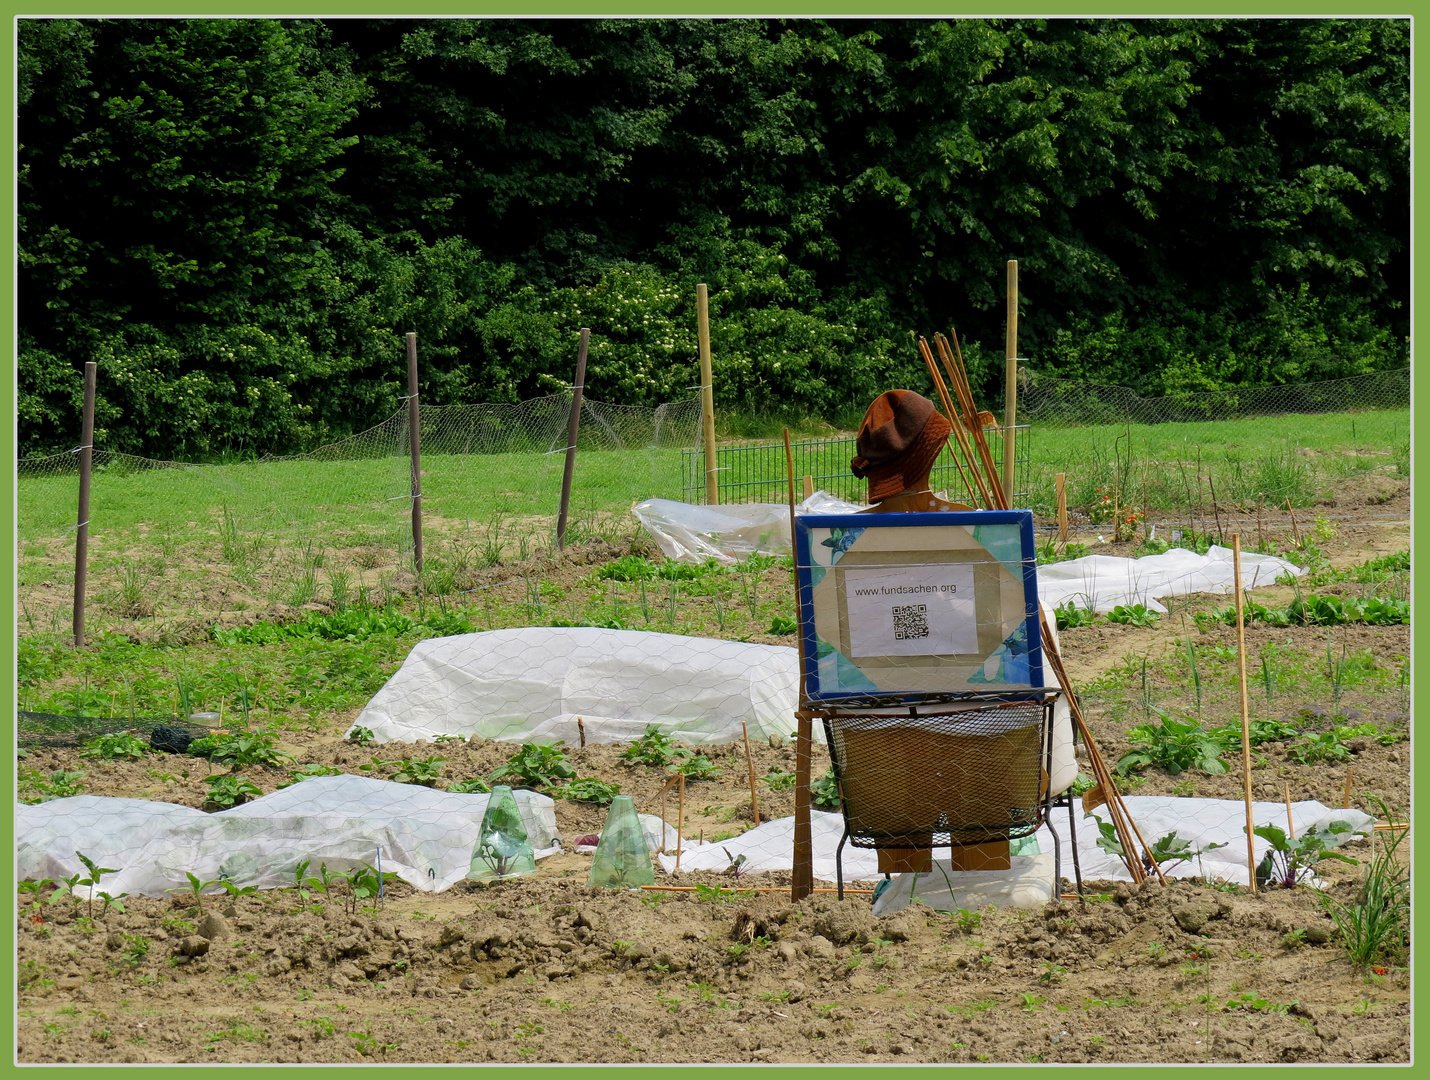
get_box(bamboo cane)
[1056,473,1069,545]
[1343,767,1353,810]
[917,337,983,505]
[938,332,1008,509]
[1285,782,1295,840]
[1232,535,1258,893]
[675,773,686,873]
[1285,497,1301,546]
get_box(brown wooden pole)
[786,428,814,902]
[697,284,718,505]
[675,773,686,872]
[1284,782,1295,840]
[556,328,591,549]
[802,475,814,501]
[406,333,424,576]
[1285,497,1301,547]
[742,721,760,827]
[1056,473,1069,545]
[1003,260,1019,502]
[1232,534,1257,893]
[72,361,97,649]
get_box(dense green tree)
[18,17,1409,458]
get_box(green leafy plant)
[812,767,841,810]
[79,732,150,761]
[1105,603,1160,627]
[279,763,343,788]
[551,776,620,805]
[347,726,376,746]
[447,777,492,794]
[1210,716,1299,747]
[188,730,293,770]
[1116,710,1229,776]
[75,852,120,919]
[1253,820,1362,890]
[1054,601,1097,630]
[620,725,683,768]
[672,754,722,781]
[170,871,221,909]
[489,743,576,789]
[768,615,798,635]
[21,769,87,803]
[380,756,446,787]
[692,883,754,904]
[762,766,796,791]
[203,773,262,810]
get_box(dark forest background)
[18,18,1409,458]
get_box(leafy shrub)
[1287,724,1380,765]
[1116,711,1229,776]
[489,743,577,789]
[1037,539,1091,564]
[552,777,621,805]
[80,732,150,761]
[19,769,87,803]
[1210,717,1300,747]
[347,726,376,746]
[763,767,797,791]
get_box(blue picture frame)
[793,510,1047,707]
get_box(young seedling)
[75,853,120,919]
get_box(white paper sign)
[843,565,978,657]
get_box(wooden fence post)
[556,328,591,549]
[407,333,423,576]
[1003,260,1019,502]
[72,361,97,649]
[1055,472,1068,545]
[697,284,718,505]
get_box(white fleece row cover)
[350,624,1080,795]
[654,798,1372,893]
[633,490,865,565]
[1036,545,1304,613]
[18,776,559,898]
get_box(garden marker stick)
[1232,534,1258,893]
[72,360,96,649]
[1285,497,1301,546]
[1285,782,1295,840]
[675,773,686,873]
[742,722,760,826]
[1343,767,1353,810]
[786,428,814,903]
[803,475,814,500]
[697,284,718,505]
[556,327,591,549]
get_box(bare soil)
[15,488,1410,1064]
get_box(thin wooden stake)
[1055,473,1069,546]
[1284,782,1296,841]
[1257,496,1265,551]
[785,429,814,902]
[802,475,814,501]
[675,773,686,872]
[918,337,981,505]
[1232,534,1257,893]
[577,716,585,748]
[1209,475,1225,545]
[742,721,760,826]
[1343,767,1353,810]
[1285,497,1301,546]
[72,360,97,649]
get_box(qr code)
[892,603,929,641]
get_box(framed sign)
[793,510,1046,706]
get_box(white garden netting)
[18,776,559,898]
[1035,545,1303,613]
[349,627,803,747]
[651,797,1372,909]
[633,490,865,565]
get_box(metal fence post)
[556,328,591,549]
[407,332,423,576]
[72,361,97,649]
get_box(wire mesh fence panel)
[684,426,1031,506]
